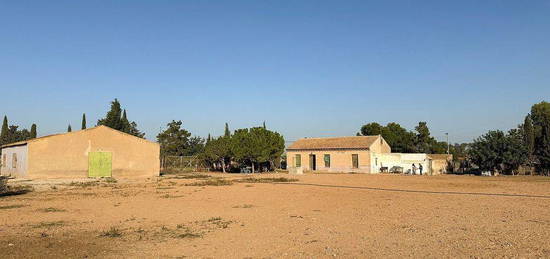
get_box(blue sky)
[1,1,549,143]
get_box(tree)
[359,122,383,136]
[0,116,9,146]
[468,130,527,175]
[263,121,266,129]
[207,134,212,144]
[67,125,72,132]
[82,113,87,130]
[537,122,550,175]
[358,122,416,152]
[97,99,123,130]
[187,136,205,156]
[156,120,192,157]
[415,122,431,153]
[97,99,145,138]
[203,136,232,173]
[30,124,37,138]
[224,123,231,137]
[229,127,285,173]
[523,114,535,164]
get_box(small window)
[2,154,6,168]
[295,154,301,167]
[352,154,359,169]
[12,153,17,169]
[324,154,330,168]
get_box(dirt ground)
[1,173,550,258]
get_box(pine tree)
[97,99,123,130]
[0,116,9,146]
[224,123,231,137]
[30,124,37,138]
[68,125,72,132]
[81,113,87,130]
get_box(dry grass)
[100,227,123,238]
[235,177,299,183]
[39,207,66,213]
[185,178,233,186]
[0,204,27,210]
[31,221,66,228]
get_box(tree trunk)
[221,159,226,173]
[251,162,255,174]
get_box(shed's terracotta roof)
[287,136,380,150]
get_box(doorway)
[309,154,316,170]
[88,152,112,178]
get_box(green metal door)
[88,152,112,178]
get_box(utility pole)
[446,133,449,154]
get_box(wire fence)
[161,156,209,173]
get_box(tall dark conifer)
[0,116,9,146]
[30,124,37,138]
[68,125,72,132]
[224,123,231,137]
[82,113,87,130]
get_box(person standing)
[412,164,417,175]
[419,164,423,175]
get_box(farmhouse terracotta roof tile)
[287,136,380,150]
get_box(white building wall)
[372,153,432,175]
[1,145,28,178]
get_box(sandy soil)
[1,173,550,258]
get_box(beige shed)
[0,126,160,179]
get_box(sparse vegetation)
[232,204,254,209]
[185,178,233,186]
[0,204,27,210]
[39,207,66,213]
[169,174,211,180]
[100,227,123,237]
[235,177,298,183]
[68,181,99,188]
[31,221,65,228]
[103,177,117,183]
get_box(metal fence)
[161,156,208,173]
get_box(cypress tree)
[0,116,9,146]
[263,121,266,129]
[82,113,87,130]
[97,99,123,130]
[30,124,37,138]
[68,125,72,132]
[207,134,212,143]
[224,123,230,137]
[524,115,535,163]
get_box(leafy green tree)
[230,127,285,173]
[30,124,37,138]
[415,122,431,153]
[203,136,232,173]
[157,120,192,157]
[359,122,383,136]
[530,101,550,174]
[224,123,231,137]
[67,125,72,132]
[469,130,527,175]
[187,136,205,156]
[359,122,416,152]
[81,113,87,130]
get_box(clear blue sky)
[1,1,549,143]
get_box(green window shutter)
[295,154,301,167]
[324,154,330,168]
